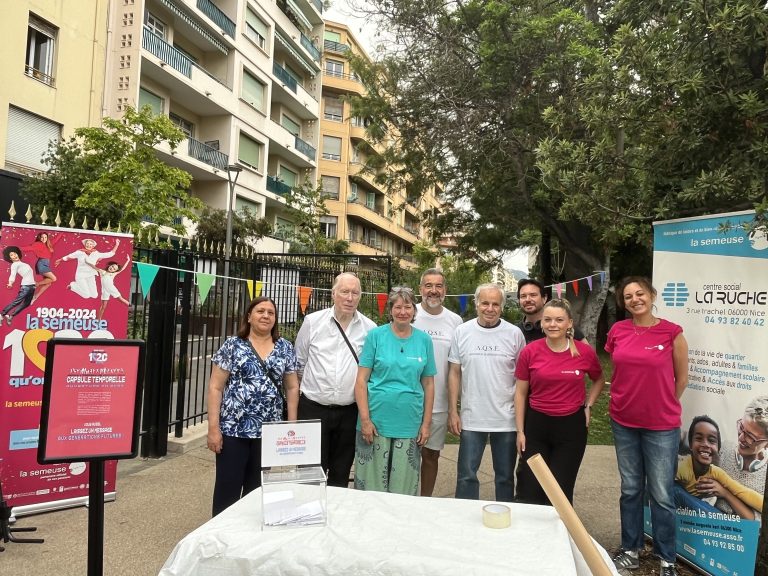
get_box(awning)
[286,0,313,33]
[275,31,319,77]
[158,0,229,55]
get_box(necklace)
[632,317,658,336]
[546,338,570,353]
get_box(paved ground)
[1,429,622,576]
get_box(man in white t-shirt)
[448,283,525,502]
[413,268,463,496]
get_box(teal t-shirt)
[358,324,437,438]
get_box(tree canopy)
[193,206,273,246]
[21,106,201,234]
[348,0,768,340]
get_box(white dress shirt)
[295,307,376,405]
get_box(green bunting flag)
[197,273,215,304]
[134,262,160,298]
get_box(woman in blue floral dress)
[206,297,299,516]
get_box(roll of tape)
[482,503,511,529]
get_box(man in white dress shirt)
[413,268,463,496]
[295,272,376,486]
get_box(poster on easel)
[653,211,767,576]
[0,222,133,514]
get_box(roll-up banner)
[0,223,133,514]
[653,210,767,576]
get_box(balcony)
[196,0,235,37]
[143,29,192,77]
[273,63,297,93]
[324,40,350,53]
[267,175,292,195]
[309,0,323,13]
[188,138,228,170]
[301,34,321,61]
[294,136,316,160]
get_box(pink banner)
[0,223,133,509]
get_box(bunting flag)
[599,271,606,284]
[255,281,263,297]
[246,279,254,300]
[587,276,593,291]
[297,286,313,314]
[571,280,579,296]
[556,283,563,298]
[197,273,215,304]
[134,262,160,298]
[458,294,468,315]
[376,293,388,317]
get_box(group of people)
[205,271,756,576]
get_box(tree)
[193,206,273,246]
[21,106,201,234]
[282,178,349,254]
[347,0,610,340]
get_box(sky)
[323,1,530,275]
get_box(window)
[145,12,166,39]
[281,115,300,136]
[139,87,164,115]
[322,136,341,161]
[325,59,344,78]
[235,197,261,215]
[349,182,359,201]
[26,15,57,85]
[169,113,194,138]
[238,132,262,170]
[319,216,337,239]
[279,166,297,188]
[320,175,340,199]
[5,106,61,171]
[324,31,341,43]
[242,71,266,112]
[245,8,268,51]
[366,191,376,210]
[275,217,295,238]
[324,96,343,122]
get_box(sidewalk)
[1,435,621,576]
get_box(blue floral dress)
[212,336,297,438]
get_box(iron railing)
[300,34,321,61]
[266,175,292,195]
[143,27,193,77]
[324,39,349,53]
[273,62,298,93]
[294,136,316,160]
[188,137,228,169]
[196,0,235,37]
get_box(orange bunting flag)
[376,293,388,317]
[571,280,579,296]
[298,286,313,314]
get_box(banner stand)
[37,338,145,576]
[0,478,44,552]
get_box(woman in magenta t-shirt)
[514,298,605,504]
[606,276,689,576]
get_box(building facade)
[319,22,442,265]
[1,1,109,207]
[102,0,323,250]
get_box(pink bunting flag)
[587,276,593,291]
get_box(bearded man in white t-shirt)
[413,268,463,497]
[448,283,525,502]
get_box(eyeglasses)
[391,286,414,295]
[737,418,768,446]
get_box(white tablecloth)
[160,487,619,576]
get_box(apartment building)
[1,1,109,204]
[103,0,324,249]
[319,21,442,265]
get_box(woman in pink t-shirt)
[606,276,689,576]
[514,298,604,504]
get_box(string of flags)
[132,262,607,317]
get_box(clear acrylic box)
[260,465,327,531]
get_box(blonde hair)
[543,298,579,357]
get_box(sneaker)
[4,315,11,326]
[660,560,678,576]
[612,549,639,571]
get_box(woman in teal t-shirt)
[354,286,436,495]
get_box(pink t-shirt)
[605,318,683,430]
[515,339,602,416]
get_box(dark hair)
[104,261,120,270]
[616,276,657,311]
[688,415,721,451]
[3,246,22,263]
[237,297,280,341]
[517,278,547,299]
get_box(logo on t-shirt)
[645,345,664,351]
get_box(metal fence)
[130,241,392,457]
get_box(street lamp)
[221,164,242,338]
